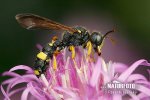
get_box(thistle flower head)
[1,48,150,100]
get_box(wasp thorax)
[90,32,103,46]
[74,26,86,33]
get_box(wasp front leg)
[94,46,101,56]
[94,41,104,56]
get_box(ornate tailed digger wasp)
[16,13,115,77]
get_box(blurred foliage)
[0,0,150,82]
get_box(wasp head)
[90,32,104,55]
[90,32,103,46]
[90,29,115,56]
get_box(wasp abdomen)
[34,42,57,75]
[33,59,46,75]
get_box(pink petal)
[10,78,33,88]
[3,74,39,89]
[6,84,13,94]
[137,93,149,99]
[21,74,39,82]
[107,61,114,79]
[2,71,20,77]
[126,89,140,100]
[54,87,77,98]
[135,80,150,87]
[21,87,31,100]
[113,63,128,73]
[127,74,147,82]
[90,58,102,87]
[112,94,122,100]
[28,82,47,100]
[118,59,150,82]
[2,77,18,85]
[7,87,25,98]
[136,84,150,96]
[9,65,33,73]
[2,78,23,94]
[1,85,11,100]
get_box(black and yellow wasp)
[16,13,114,77]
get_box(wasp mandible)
[16,13,114,77]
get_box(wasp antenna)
[103,28,115,38]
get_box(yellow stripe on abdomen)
[34,70,40,75]
[37,52,47,60]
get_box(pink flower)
[1,48,150,100]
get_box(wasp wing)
[15,13,77,33]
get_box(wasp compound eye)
[90,32,103,46]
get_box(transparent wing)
[15,13,77,33]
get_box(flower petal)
[21,87,31,100]
[90,58,102,87]
[112,94,122,100]
[136,84,150,96]
[118,59,150,82]
[54,87,78,99]
[7,87,25,98]
[125,89,140,100]
[28,82,47,100]
[9,65,33,73]
[137,93,149,100]
[1,85,11,100]
[135,80,150,87]
[2,77,18,85]
[9,74,39,88]
[113,62,128,73]
[127,74,147,82]
[2,71,20,77]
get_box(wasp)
[15,13,114,77]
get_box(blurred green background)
[0,0,150,83]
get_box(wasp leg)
[90,50,96,62]
[52,49,61,71]
[52,36,58,41]
[54,50,60,56]
[51,36,59,71]
[97,46,101,56]
[86,41,92,56]
[53,55,57,70]
[97,42,104,56]
[69,46,75,59]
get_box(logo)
[101,80,138,94]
